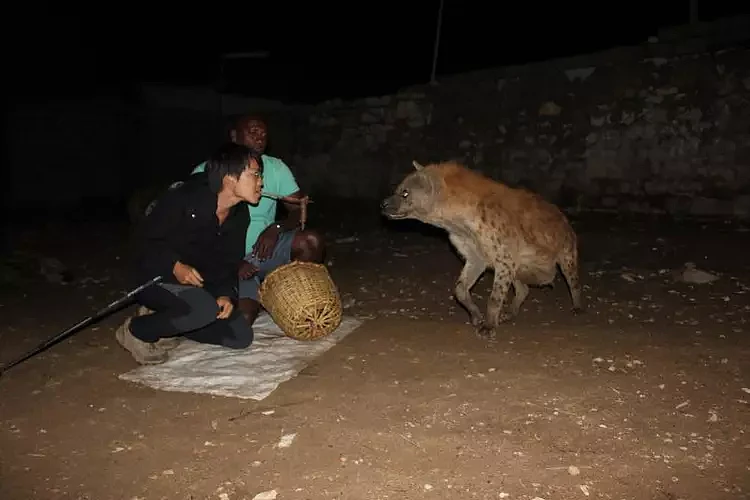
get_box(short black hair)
[205,142,264,193]
[227,113,268,136]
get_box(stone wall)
[291,38,750,217]
[7,19,749,221]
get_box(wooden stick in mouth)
[261,191,314,204]
[260,192,312,230]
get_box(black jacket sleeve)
[211,207,249,301]
[133,189,184,282]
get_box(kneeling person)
[192,115,325,328]
[116,143,264,365]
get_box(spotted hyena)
[380,160,583,339]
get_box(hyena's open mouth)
[383,210,409,220]
[380,198,410,220]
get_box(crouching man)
[115,142,264,365]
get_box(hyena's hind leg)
[485,261,514,327]
[557,244,584,313]
[508,280,529,318]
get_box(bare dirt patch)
[1,210,749,499]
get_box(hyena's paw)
[474,323,498,342]
[470,313,486,328]
[498,311,518,323]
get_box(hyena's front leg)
[478,261,514,339]
[454,256,486,328]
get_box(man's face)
[234,157,263,205]
[233,119,268,154]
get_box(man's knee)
[304,229,325,252]
[292,229,325,262]
[223,331,253,349]
[223,313,255,349]
[178,289,220,327]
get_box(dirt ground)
[1,204,749,500]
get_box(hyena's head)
[380,160,441,222]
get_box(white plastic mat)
[118,313,364,400]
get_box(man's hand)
[251,224,281,262]
[173,261,204,287]
[238,260,259,280]
[281,194,309,231]
[291,195,310,231]
[216,296,234,319]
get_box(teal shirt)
[192,154,300,255]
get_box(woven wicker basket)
[258,261,343,341]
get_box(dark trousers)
[130,283,254,349]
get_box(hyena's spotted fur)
[381,160,583,339]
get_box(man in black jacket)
[115,142,264,365]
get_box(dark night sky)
[8,1,749,103]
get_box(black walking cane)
[0,275,163,377]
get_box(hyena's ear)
[412,160,424,171]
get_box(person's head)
[229,115,268,154]
[205,142,264,205]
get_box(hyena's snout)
[380,196,400,215]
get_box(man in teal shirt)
[192,115,325,327]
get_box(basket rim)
[258,260,331,296]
